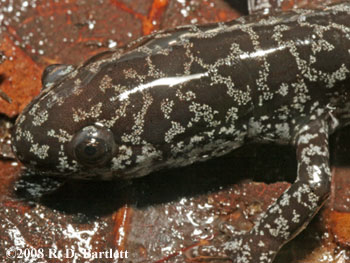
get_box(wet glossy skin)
[11,3,350,263]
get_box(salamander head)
[11,59,163,179]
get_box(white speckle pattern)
[29,143,49,159]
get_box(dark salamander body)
[11,2,350,262]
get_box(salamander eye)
[41,64,75,91]
[71,125,116,167]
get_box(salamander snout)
[12,105,118,176]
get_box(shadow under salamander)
[15,142,297,216]
[14,125,350,217]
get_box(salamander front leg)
[188,120,331,263]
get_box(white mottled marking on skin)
[165,121,186,143]
[32,110,48,126]
[121,92,153,145]
[188,102,221,128]
[30,144,49,159]
[72,102,103,122]
[160,98,174,119]
[111,145,133,170]
[99,75,113,93]
[47,129,73,143]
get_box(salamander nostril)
[17,153,23,161]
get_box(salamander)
[11,2,350,262]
